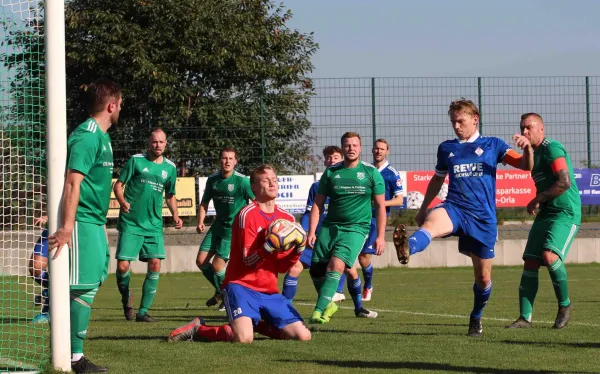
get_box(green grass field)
[53,264,600,374]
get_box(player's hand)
[173,216,183,229]
[415,209,427,227]
[34,215,48,227]
[374,236,385,256]
[513,134,531,150]
[307,233,317,248]
[526,198,540,215]
[196,223,205,234]
[48,227,72,259]
[120,201,131,213]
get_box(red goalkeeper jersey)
[222,201,300,294]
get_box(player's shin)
[282,274,298,301]
[362,263,374,290]
[548,259,570,307]
[212,268,226,295]
[314,271,341,313]
[200,263,217,290]
[70,288,97,360]
[336,272,347,293]
[471,281,492,319]
[519,269,539,321]
[409,228,432,255]
[347,277,363,313]
[194,324,234,342]
[139,271,159,316]
[116,269,131,305]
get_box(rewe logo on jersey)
[453,162,484,178]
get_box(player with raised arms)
[168,165,311,343]
[113,128,182,323]
[281,145,343,301]
[307,132,386,324]
[506,113,581,329]
[395,98,533,337]
[196,148,254,310]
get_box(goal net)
[0,0,49,372]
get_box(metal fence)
[118,76,600,177]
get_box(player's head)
[448,98,479,141]
[86,78,122,124]
[148,128,167,157]
[322,145,343,167]
[250,165,278,201]
[341,132,362,163]
[520,113,545,148]
[372,138,389,163]
[219,147,238,173]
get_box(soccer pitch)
[51,264,599,374]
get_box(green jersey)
[318,161,385,229]
[116,154,178,235]
[201,171,254,237]
[67,118,114,224]
[532,138,581,223]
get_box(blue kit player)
[281,146,343,301]
[395,98,533,337]
[351,138,404,302]
[29,215,49,323]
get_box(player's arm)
[165,194,183,229]
[197,180,213,233]
[307,193,326,245]
[47,170,84,257]
[240,213,272,267]
[372,170,387,255]
[503,135,533,171]
[114,157,134,213]
[385,173,404,207]
[418,175,445,214]
[527,157,571,215]
[301,182,317,231]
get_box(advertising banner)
[574,168,600,205]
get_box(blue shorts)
[433,203,497,259]
[360,218,378,255]
[33,229,49,258]
[299,248,313,267]
[222,283,303,330]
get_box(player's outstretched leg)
[168,317,205,342]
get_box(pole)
[478,77,483,135]
[371,77,376,143]
[46,0,71,370]
[260,85,265,164]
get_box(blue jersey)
[300,181,329,233]
[375,161,403,216]
[435,134,511,223]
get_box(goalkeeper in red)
[167,165,311,343]
[506,113,581,329]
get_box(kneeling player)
[29,216,49,323]
[168,165,311,343]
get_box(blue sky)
[284,0,600,77]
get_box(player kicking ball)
[394,98,533,337]
[113,128,183,322]
[168,165,311,343]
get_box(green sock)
[548,258,570,307]
[116,270,131,306]
[213,268,226,295]
[518,269,539,321]
[139,271,160,316]
[70,288,97,356]
[315,271,341,313]
[201,264,217,290]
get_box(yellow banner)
[107,177,196,218]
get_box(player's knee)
[358,254,370,268]
[212,257,226,272]
[233,330,254,344]
[148,259,161,272]
[289,261,303,277]
[309,262,327,279]
[523,259,541,270]
[117,261,130,273]
[295,327,312,341]
[542,250,559,266]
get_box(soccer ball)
[406,191,425,209]
[437,183,449,201]
[264,219,307,253]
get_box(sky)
[284,0,600,78]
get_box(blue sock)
[34,270,49,288]
[282,274,298,301]
[471,281,492,319]
[348,277,363,313]
[41,288,49,314]
[337,272,347,293]
[362,263,374,290]
[409,228,432,255]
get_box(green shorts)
[70,221,110,290]
[199,227,231,261]
[116,231,165,261]
[311,224,369,268]
[524,218,579,262]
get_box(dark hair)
[322,145,343,157]
[374,138,389,150]
[341,132,361,144]
[86,78,122,115]
[520,112,543,122]
[219,147,238,159]
[148,127,166,138]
